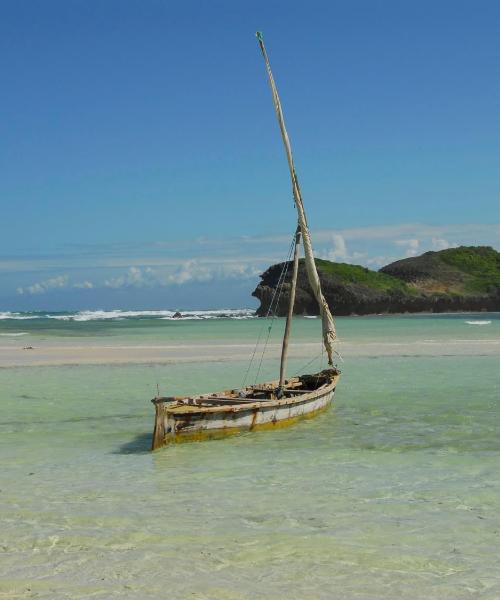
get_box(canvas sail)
[256,32,337,365]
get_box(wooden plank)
[196,396,272,405]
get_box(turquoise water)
[1,313,499,599]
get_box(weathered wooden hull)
[151,370,339,449]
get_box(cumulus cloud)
[322,234,349,262]
[393,236,458,258]
[73,280,94,289]
[7,222,499,300]
[430,237,456,251]
[4,223,500,278]
[104,267,156,289]
[17,275,69,295]
[166,261,261,286]
[314,227,470,268]
[166,261,213,285]
[317,234,371,265]
[395,238,420,257]
[313,223,500,245]
[102,262,261,290]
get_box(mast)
[256,32,337,366]
[278,227,301,390]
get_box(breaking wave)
[160,309,256,321]
[0,312,38,320]
[0,332,29,336]
[0,309,256,322]
[465,320,492,326]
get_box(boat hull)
[151,372,339,449]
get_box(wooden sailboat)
[151,33,340,450]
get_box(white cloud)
[165,260,261,286]
[322,234,349,262]
[101,262,261,290]
[6,222,500,300]
[73,280,94,289]
[104,267,157,289]
[312,224,486,269]
[3,223,499,276]
[393,235,458,257]
[17,275,69,295]
[166,261,213,285]
[430,237,456,251]
[317,234,372,265]
[395,238,420,257]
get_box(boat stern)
[151,397,179,451]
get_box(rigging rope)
[241,231,296,388]
[254,245,293,385]
[292,347,325,378]
[292,339,342,378]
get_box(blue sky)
[1,0,499,310]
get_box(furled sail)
[256,31,337,365]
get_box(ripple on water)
[0,318,499,599]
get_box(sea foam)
[48,309,256,321]
[0,312,38,320]
[0,332,29,336]
[0,309,256,321]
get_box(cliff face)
[252,246,500,316]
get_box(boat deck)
[156,369,340,414]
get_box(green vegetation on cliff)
[439,246,500,293]
[253,246,500,316]
[314,259,410,293]
[381,246,500,295]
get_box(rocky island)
[252,246,500,316]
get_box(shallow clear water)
[1,313,499,599]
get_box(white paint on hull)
[151,370,340,448]
[164,387,335,436]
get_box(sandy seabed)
[1,336,500,368]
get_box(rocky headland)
[252,246,500,316]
